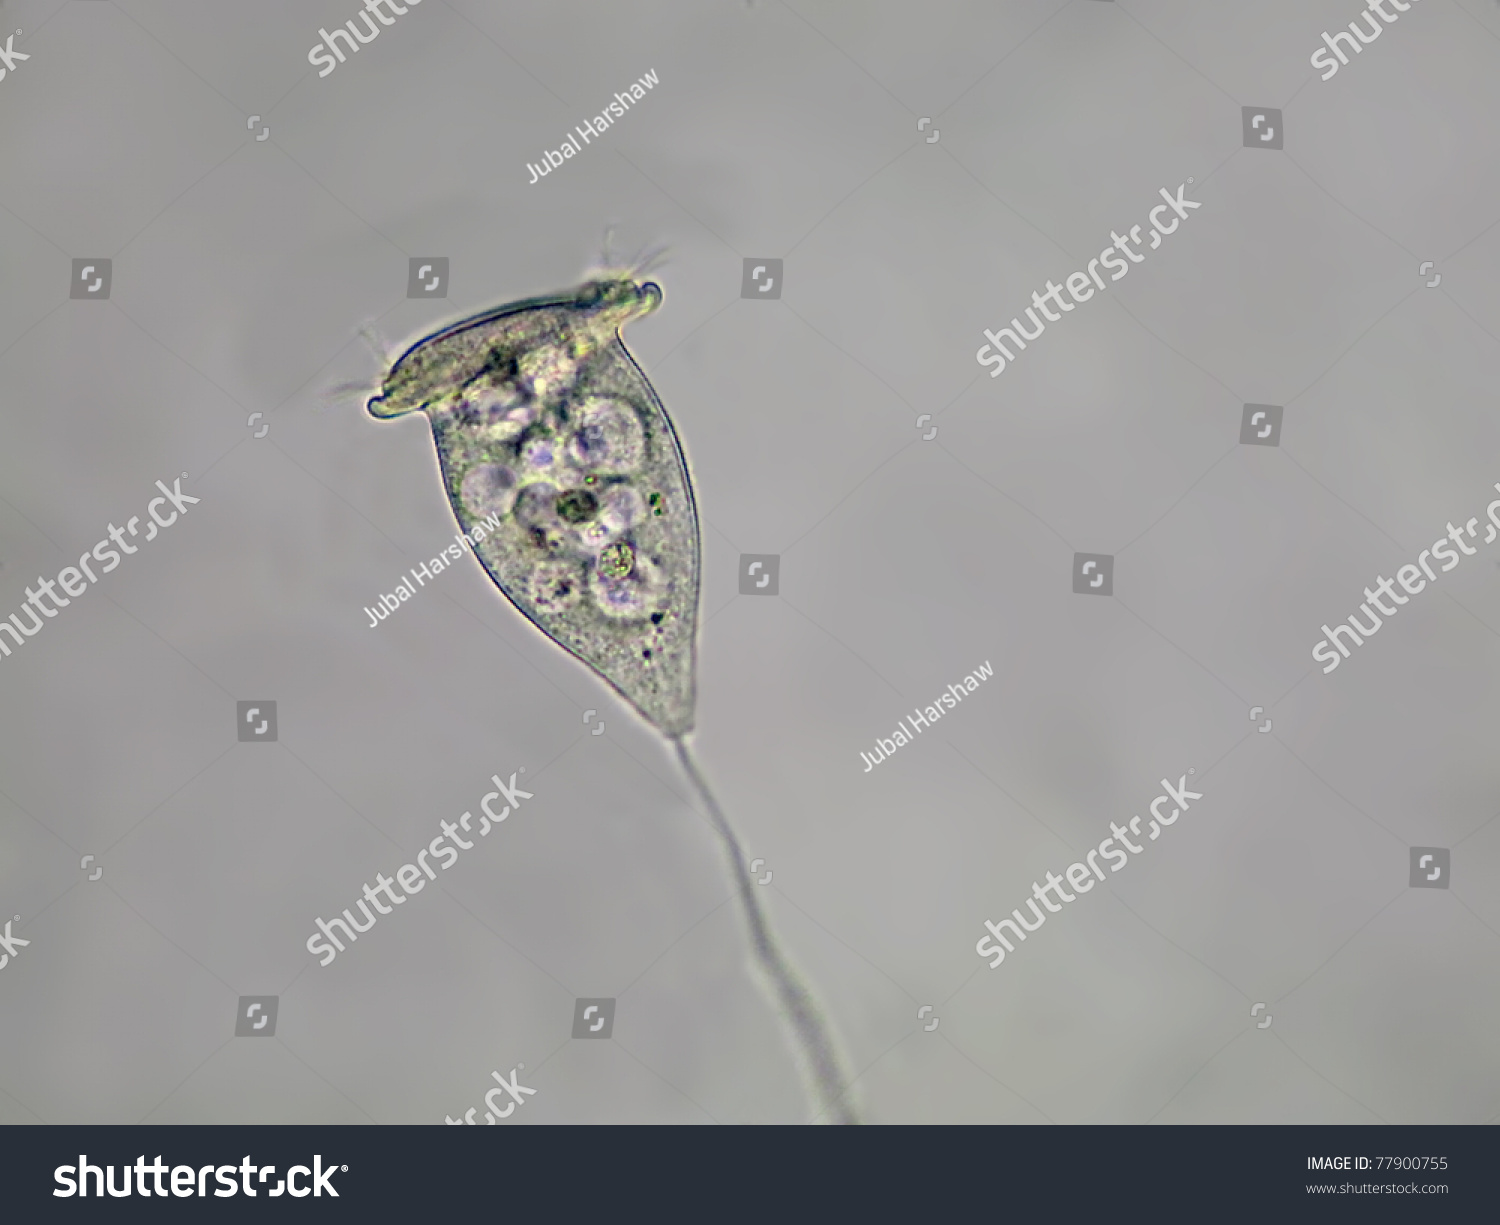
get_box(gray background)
[2,0,1499,1124]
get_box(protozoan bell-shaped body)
[367,276,700,737]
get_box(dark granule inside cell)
[486,348,516,373]
[650,612,663,624]
[556,489,598,523]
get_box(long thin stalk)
[671,736,859,1124]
